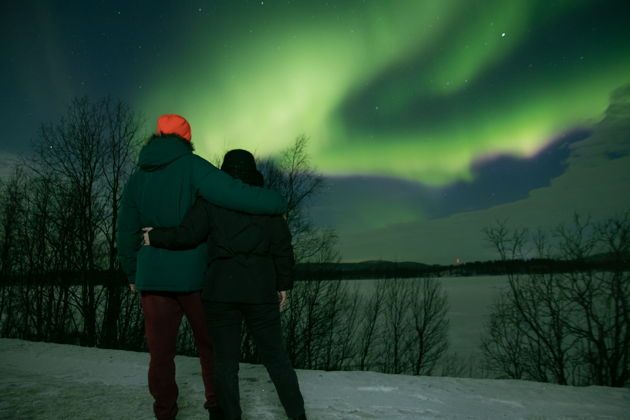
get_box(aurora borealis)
[2,0,630,263]
[133,0,630,184]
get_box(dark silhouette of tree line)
[0,97,145,349]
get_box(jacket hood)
[137,136,192,171]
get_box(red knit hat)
[157,114,191,142]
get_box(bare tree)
[31,96,141,346]
[0,167,28,336]
[482,219,528,261]
[380,279,412,374]
[482,215,630,386]
[33,97,107,345]
[0,166,78,343]
[480,295,527,379]
[332,288,362,369]
[375,277,450,375]
[0,97,144,352]
[99,99,142,348]
[406,277,449,375]
[258,134,324,263]
[357,279,387,371]
[558,215,630,386]
[317,278,360,371]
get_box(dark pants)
[204,301,305,420]
[141,291,216,420]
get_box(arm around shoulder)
[192,156,287,215]
[149,199,211,249]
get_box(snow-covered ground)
[1,338,628,419]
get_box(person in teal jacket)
[117,114,287,420]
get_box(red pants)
[141,291,216,420]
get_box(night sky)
[2,0,630,264]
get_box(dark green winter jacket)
[116,136,287,291]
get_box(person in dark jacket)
[117,116,287,420]
[144,149,306,420]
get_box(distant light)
[501,32,507,37]
[455,258,461,264]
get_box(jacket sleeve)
[149,199,210,250]
[269,216,295,291]
[116,178,141,284]
[192,155,287,215]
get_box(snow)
[1,338,628,419]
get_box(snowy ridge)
[1,338,628,419]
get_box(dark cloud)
[310,129,588,232]
[435,129,590,217]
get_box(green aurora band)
[138,0,630,185]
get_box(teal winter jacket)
[116,136,287,291]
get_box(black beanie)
[221,149,264,187]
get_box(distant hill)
[295,253,630,280]
[296,260,439,280]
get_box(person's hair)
[146,133,194,151]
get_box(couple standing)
[117,115,306,420]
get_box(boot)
[208,406,225,420]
